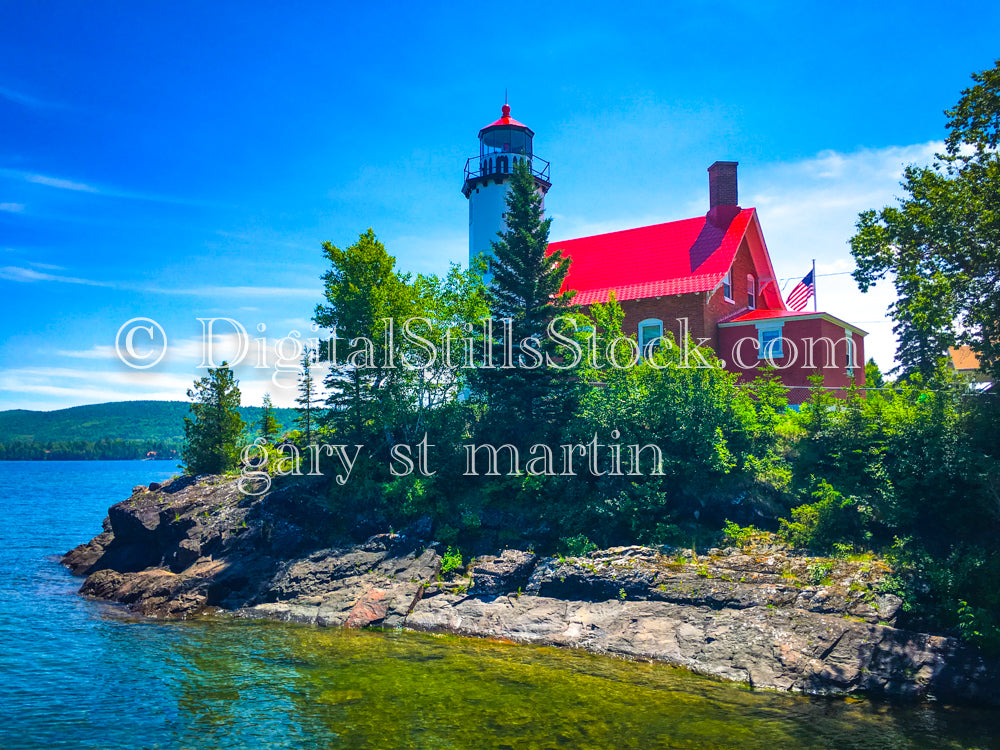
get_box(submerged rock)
[63,475,1000,707]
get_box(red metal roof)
[549,208,756,305]
[719,308,869,335]
[480,104,530,133]
[722,309,811,322]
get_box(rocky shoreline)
[63,475,1000,706]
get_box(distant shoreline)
[0,456,178,462]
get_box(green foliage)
[315,229,488,456]
[440,546,463,575]
[850,58,1000,381]
[284,60,1000,654]
[775,375,1000,649]
[0,437,180,461]
[258,394,281,442]
[722,520,756,549]
[778,480,870,552]
[807,561,834,586]
[0,400,295,446]
[182,363,245,475]
[470,160,580,446]
[864,359,886,390]
[560,534,598,557]
[295,349,321,446]
[315,228,421,447]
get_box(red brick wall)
[581,234,867,401]
[718,316,866,402]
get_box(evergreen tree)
[295,349,321,446]
[259,394,280,443]
[182,363,245,474]
[470,159,579,443]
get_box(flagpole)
[812,258,817,312]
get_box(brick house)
[547,162,867,400]
[461,106,866,400]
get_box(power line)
[778,270,855,290]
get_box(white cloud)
[747,142,940,372]
[22,173,100,193]
[0,167,215,206]
[0,203,25,213]
[0,263,318,298]
[0,85,62,109]
[144,284,320,298]
[0,265,113,286]
[35,329,332,410]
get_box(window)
[845,329,855,376]
[722,271,732,300]
[747,275,756,310]
[638,318,664,358]
[757,324,784,360]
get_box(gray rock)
[62,476,1000,707]
[471,550,538,596]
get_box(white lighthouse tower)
[462,103,550,280]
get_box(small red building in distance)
[547,162,866,401]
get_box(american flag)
[786,269,815,311]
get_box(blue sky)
[2,1,998,410]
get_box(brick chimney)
[707,161,739,225]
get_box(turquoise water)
[0,460,996,749]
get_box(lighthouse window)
[722,271,733,301]
[482,129,531,157]
[747,275,756,309]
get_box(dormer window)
[747,275,756,310]
[722,271,733,301]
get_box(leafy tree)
[295,349,321,446]
[259,394,281,443]
[851,59,1000,380]
[864,358,886,389]
[470,160,580,443]
[410,262,490,414]
[314,229,419,447]
[182,363,245,474]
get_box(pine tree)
[182,363,245,474]
[471,159,579,443]
[295,349,322,445]
[259,394,280,443]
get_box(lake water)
[0,460,996,749]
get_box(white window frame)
[747,275,756,310]
[756,322,784,360]
[638,318,664,359]
[845,328,855,377]
[722,270,733,302]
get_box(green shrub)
[560,534,598,557]
[779,480,869,552]
[441,546,463,575]
[722,520,756,549]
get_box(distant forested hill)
[0,400,299,460]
